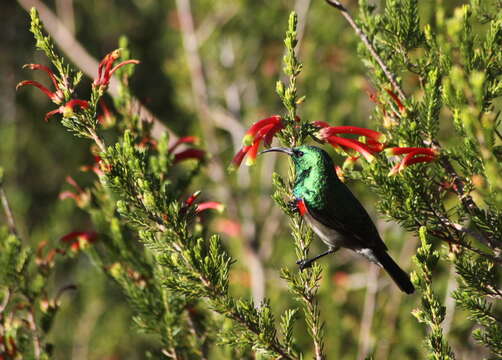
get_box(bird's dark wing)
[303,183,387,251]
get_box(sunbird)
[261,145,415,294]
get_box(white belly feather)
[302,210,381,265]
[302,210,345,249]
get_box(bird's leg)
[296,247,338,271]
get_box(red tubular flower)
[387,147,438,176]
[315,123,385,161]
[326,136,375,162]
[169,136,199,153]
[173,148,205,163]
[385,147,438,157]
[319,126,386,143]
[263,122,285,147]
[230,115,284,170]
[80,156,106,176]
[215,218,241,237]
[60,231,97,252]
[59,176,91,207]
[242,115,283,146]
[93,49,140,89]
[366,138,385,152]
[44,99,89,122]
[195,201,225,214]
[385,89,406,113]
[16,63,64,104]
[185,191,201,207]
[245,138,262,166]
[98,100,116,128]
[230,146,251,170]
[139,137,158,149]
[313,121,330,128]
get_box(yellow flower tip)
[384,148,395,156]
[62,106,74,118]
[242,134,254,147]
[245,157,256,167]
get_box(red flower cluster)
[44,99,89,122]
[93,49,140,89]
[60,231,97,252]
[230,115,285,169]
[229,115,437,175]
[17,64,89,121]
[314,122,386,162]
[137,135,205,164]
[169,136,205,164]
[16,64,64,104]
[386,147,438,176]
[80,155,110,177]
[97,100,116,128]
[59,176,91,208]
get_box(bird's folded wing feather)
[303,184,387,250]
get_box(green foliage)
[3,0,502,359]
[412,227,455,359]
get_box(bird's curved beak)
[259,147,293,156]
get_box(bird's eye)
[294,150,304,157]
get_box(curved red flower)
[60,231,97,252]
[17,63,64,104]
[314,123,385,161]
[43,99,89,122]
[230,115,285,169]
[93,49,140,89]
[173,148,205,163]
[387,147,438,175]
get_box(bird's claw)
[296,259,313,271]
[288,200,298,214]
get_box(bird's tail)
[374,249,415,294]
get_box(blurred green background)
[1,0,484,358]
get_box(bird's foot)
[296,258,313,271]
[287,199,299,214]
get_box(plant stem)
[27,307,42,360]
[0,183,18,237]
[325,0,406,101]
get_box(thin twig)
[27,307,42,360]
[324,0,406,101]
[0,183,18,237]
[87,128,106,153]
[436,153,496,249]
[442,266,457,336]
[0,288,11,314]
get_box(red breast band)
[297,199,307,216]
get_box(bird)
[261,145,415,294]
